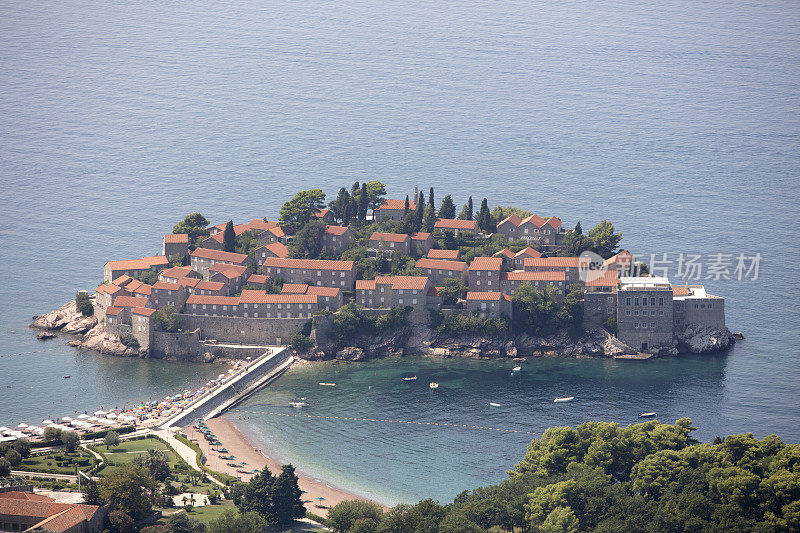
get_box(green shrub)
[119,334,140,349]
[76,291,94,316]
[437,312,509,338]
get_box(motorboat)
[289,398,309,408]
[639,412,657,418]
[512,366,521,372]
[554,397,575,403]
[402,376,417,381]
[429,382,439,389]
[489,402,502,407]
[318,382,336,387]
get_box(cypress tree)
[359,183,368,220]
[414,192,425,231]
[222,221,236,253]
[439,195,456,219]
[468,197,473,220]
[404,195,410,215]
[423,203,436,233]
[574,221,582,235]
[429,187,435,211]
[477,198,491,232]
[271,465,305,528]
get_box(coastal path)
[152,428,225,487]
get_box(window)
[607,297,613,303]
[642,298,647,306]
[658,297,664,305]
[695,304,699,309]
[641,323,646,328]
[708,302,713,308]
[634,322,639,328]
[650,297,656,306]
[651,322,655,328]
[626,310,631,316]
[634,310,639,316]
[254,312,258,318]
[659,310,664,316]
[412,298,418,305]
[626,297,631,305]
[635,297,639,305]
[476,280,481,286]
[701,303,706,308]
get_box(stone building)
[132,307,156,350]
[496,214,567,247]
[162,233,189,260]
[368,232,411,257]
[150,281,189,311]
[355,276,431,320]
[582,270,620,325]
[467,257,503,291]
[185,295,240,317]
[208,264,252,294]
[238,290,318,319]
[672,285,726,331]
[190,248,251,278]
[0,491,106,533]
[499,270,567,296]
[261,257,355,290]
[103,255,169,283]
[409,232,434,255]
[159,265,201,283]
[254,242,290,266]
[433,218,478,236]
[322,225,354,255]
[374,199,415,222]
[427,248,460,261]
[465,292,512,319]
[616,276,674,352]
[282,284,343,312]
[192,280,229,296]
[523,256,582,285]
[415,258,468,286]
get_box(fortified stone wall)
[177,314,308,345]
[151,330,203,360]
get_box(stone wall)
[151,330,203,360]
[177,314,308,345]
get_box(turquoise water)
[1,0,799,504]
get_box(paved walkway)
[153,429,224,487]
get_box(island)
[32,182,734,363]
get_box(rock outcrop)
[674,324,735,354]
[429,328,614,359]
[79,324,141,357]
[31,300,97,334]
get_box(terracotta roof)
[130,284,152,296]
[315,208,330,217]
[186,295,239,306]
[245,219,279,232]
[501,271,566,281]
[522,214,547,227]
[604,250,633,265]
[195,280,226,291]
[427,286,440,297]
[281,283,309,294]
[370,232,409,243]
[263,242,289,258]
[524,257,581,268]
[545,216,562,229]
[132,307,157,317]
[177,277,201,288]
[434,218,478,230]
[515,247,542,259]
[190,248,249,264]
[160,266,194,279]
[0,498,71,519]
[356,280,377,290]
[307,286,341,297]
[493,248,515,259]
[209,264,250,277]
[409,232,431,241]
[0,491,54,501]
[96,283,123,295]
[325,225,350,236]
[211,223,248,235]
[427,249,460,260]
[239,290,317,304]
[498,215,522,227]
[377,199,415,211]
[164,233,188,243]
[468,257,503,271]
[152,281,182,291]
[416,258,467,271]
[32,504,103,532]
[247,274,268,284]
[672,286,691,296]
[375,275,429,290]
[499,214,559,229]
[466,291,504,301]
[114,296,149,308]
[262,257,354,271]
[585,270,620,287]
[105,306,123,316]
[106,255,169,271]
[112,274,134,287]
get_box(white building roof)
[620,276,671,290]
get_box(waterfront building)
[496,214,567,247]
[94,283,130,317]
[150,281,189,311]
[162,233,189,260]
[132,306,157,350]
[415,257,468,286]
[185,295,240,317]
[467,257,503,291]
[582,270,620,325]
[523,256,582,285]
[616,276,674,352]
[103,255,169,283]
[433,218,478,236]
[374,199,415,222]
[355,276,431,319]
[281,283,343,312]
[465,291,512,319]
[261,257,355,289]
[499,270,567,296]
[672,285,726,330]
[238,290,318,318]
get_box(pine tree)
[574,221,582,235]
[271,465,305,528]
[236,467,277,524]
[439,195,456,219]
[82,479,103,506]
[222,221,236,253]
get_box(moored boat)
[429,382,439,389]
[639,412,657,418]
[402,376,417,381]
[554,396,575,403]
[318,382,336,387]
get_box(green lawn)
[92,436,180,477]
[16,451,96,475]
[179,499,237,523]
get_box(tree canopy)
[232,464,305,528]
[222,221,236,252]
[152,305,181,332]
[98,463,159,519]
[290,218,327,259]
[587,220,623,259]
[173,213,210,250]
[439,195,456,219]
[279,189,326,230]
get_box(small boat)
[554,396,575,403]
[402,376,417,381]
[512,366,521,372]
[63,375,70,379]
[639,412,657,418]
[429,382,439,389]
[318,382,336,387]
[489,402,502,407]
[289,399,309,408]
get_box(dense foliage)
[328,303,411,347]
[173,213,210,251]
[231,464,305,528]
[432,311,510,338]
[76,290,94,316]
[152,305,181,332]
[511,283,583,337]
[279,189,326,231]
[98,463,159,519]
[326,419,800,532]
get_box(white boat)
[489,402,502,407]
[512,366,521,372]
[318,382,336,387]
[401,376,417,381]
[289,400,309,408]
[554,396,575,403]
[639,412,657,418]
[429,382,439,389]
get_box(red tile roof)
[0,498,101,525]
[315,208,330,217]
[493,248,515,259]
[468,257,503,271]
[112,274,134,287]
[263,242,289,258]
[106,256,169,271]
[427,249,460,260]
[247,274,268,285]
[672,286,691,296]
[501,271,566,281]
[515,247,542,259]
[186,295,239,306]
[0,491,54,501]
[545,216,562,229]
[132,307,157,317]
[152,281,182,290]
[409,232,431,241]
[499,214,561,229]
[211,223,248,235]
[96,283,125,295]
[114,296,149,308]
[262,257,354,271]
[377,199,415,211]
[370,232,409,243]
[604,250,633,265]
[524,257,581,268]
[190,248,249,264]
[160,266,194,279]
[239,290,317,304]
[105,306,123,316]
[434,218,478,230]
[195,280,226,291]
[164,233,189,243]
[281,283,309,294]
[130,284,152,296]
[356,280,376,290]
[246,219,279,232]
[265,226,285,238]
[466,291,504,301]
[585,270,620,287]
[375,276,429,290]
[498,215,522,227]
[325,225,350,236]
[307,286,341,297]
[416,258,468,271]
[177,277,201,288]
[522,214,547,227]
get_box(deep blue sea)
[1,0,798,505]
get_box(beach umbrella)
[94,410,106,416]
[106,413,117,419]
[62,416,73,422]
[16,423,28,428]
[77,414,89,419]
[42,420,54,425]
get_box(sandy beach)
[199,417,389,517]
